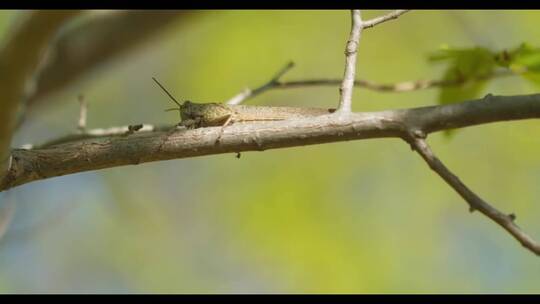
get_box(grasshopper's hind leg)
[215,114,234,144]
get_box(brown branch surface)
[3,93,539,192]
[409,136,540,255]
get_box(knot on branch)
[411,129,426,139]
[345,40,358,55]
[124,124,144,136]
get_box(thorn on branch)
[508,213,517,221]
[412,129,426,139]
[128,124,144,132]
[483,93,494,102]
[124,124,144,136]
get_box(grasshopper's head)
[179,100,200,121]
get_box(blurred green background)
[0,10,540,293]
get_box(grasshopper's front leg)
[178,117,202,129]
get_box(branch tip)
[410,136,540,256]
[226,61,297,105]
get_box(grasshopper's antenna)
[152,77,182,109]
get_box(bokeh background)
[0,10,539,293]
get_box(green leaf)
[429,46,496,138]
[494,43,540,86]
[428,43,540,137]
[430,46,496,81]
[429,46,495,106]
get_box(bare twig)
[77,95,87,132]
[279,69,513,92]
[21,124,170,150]
[363,10,410,29]
[0,10,82,179]
[336,9,410,111]
[225,65,514,105]
[226,61,295,105]
[408,135,540,255]
[338,10,363,113]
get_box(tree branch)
[407,135,540,255]
[363,10,410,29]
[3,93,539,192]
[338,10,363,113]
[0,10,81,179]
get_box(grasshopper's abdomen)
[232,105,335,122]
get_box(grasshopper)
[152,77,335,140]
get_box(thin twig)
[226,61,295,105]
[408,135,540,255]
[77,94,87,132]
[225,66,514,104]
[277,69,514,93]
[20,124,171,150]
[337,10,363,113]
[363,10,410,29]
